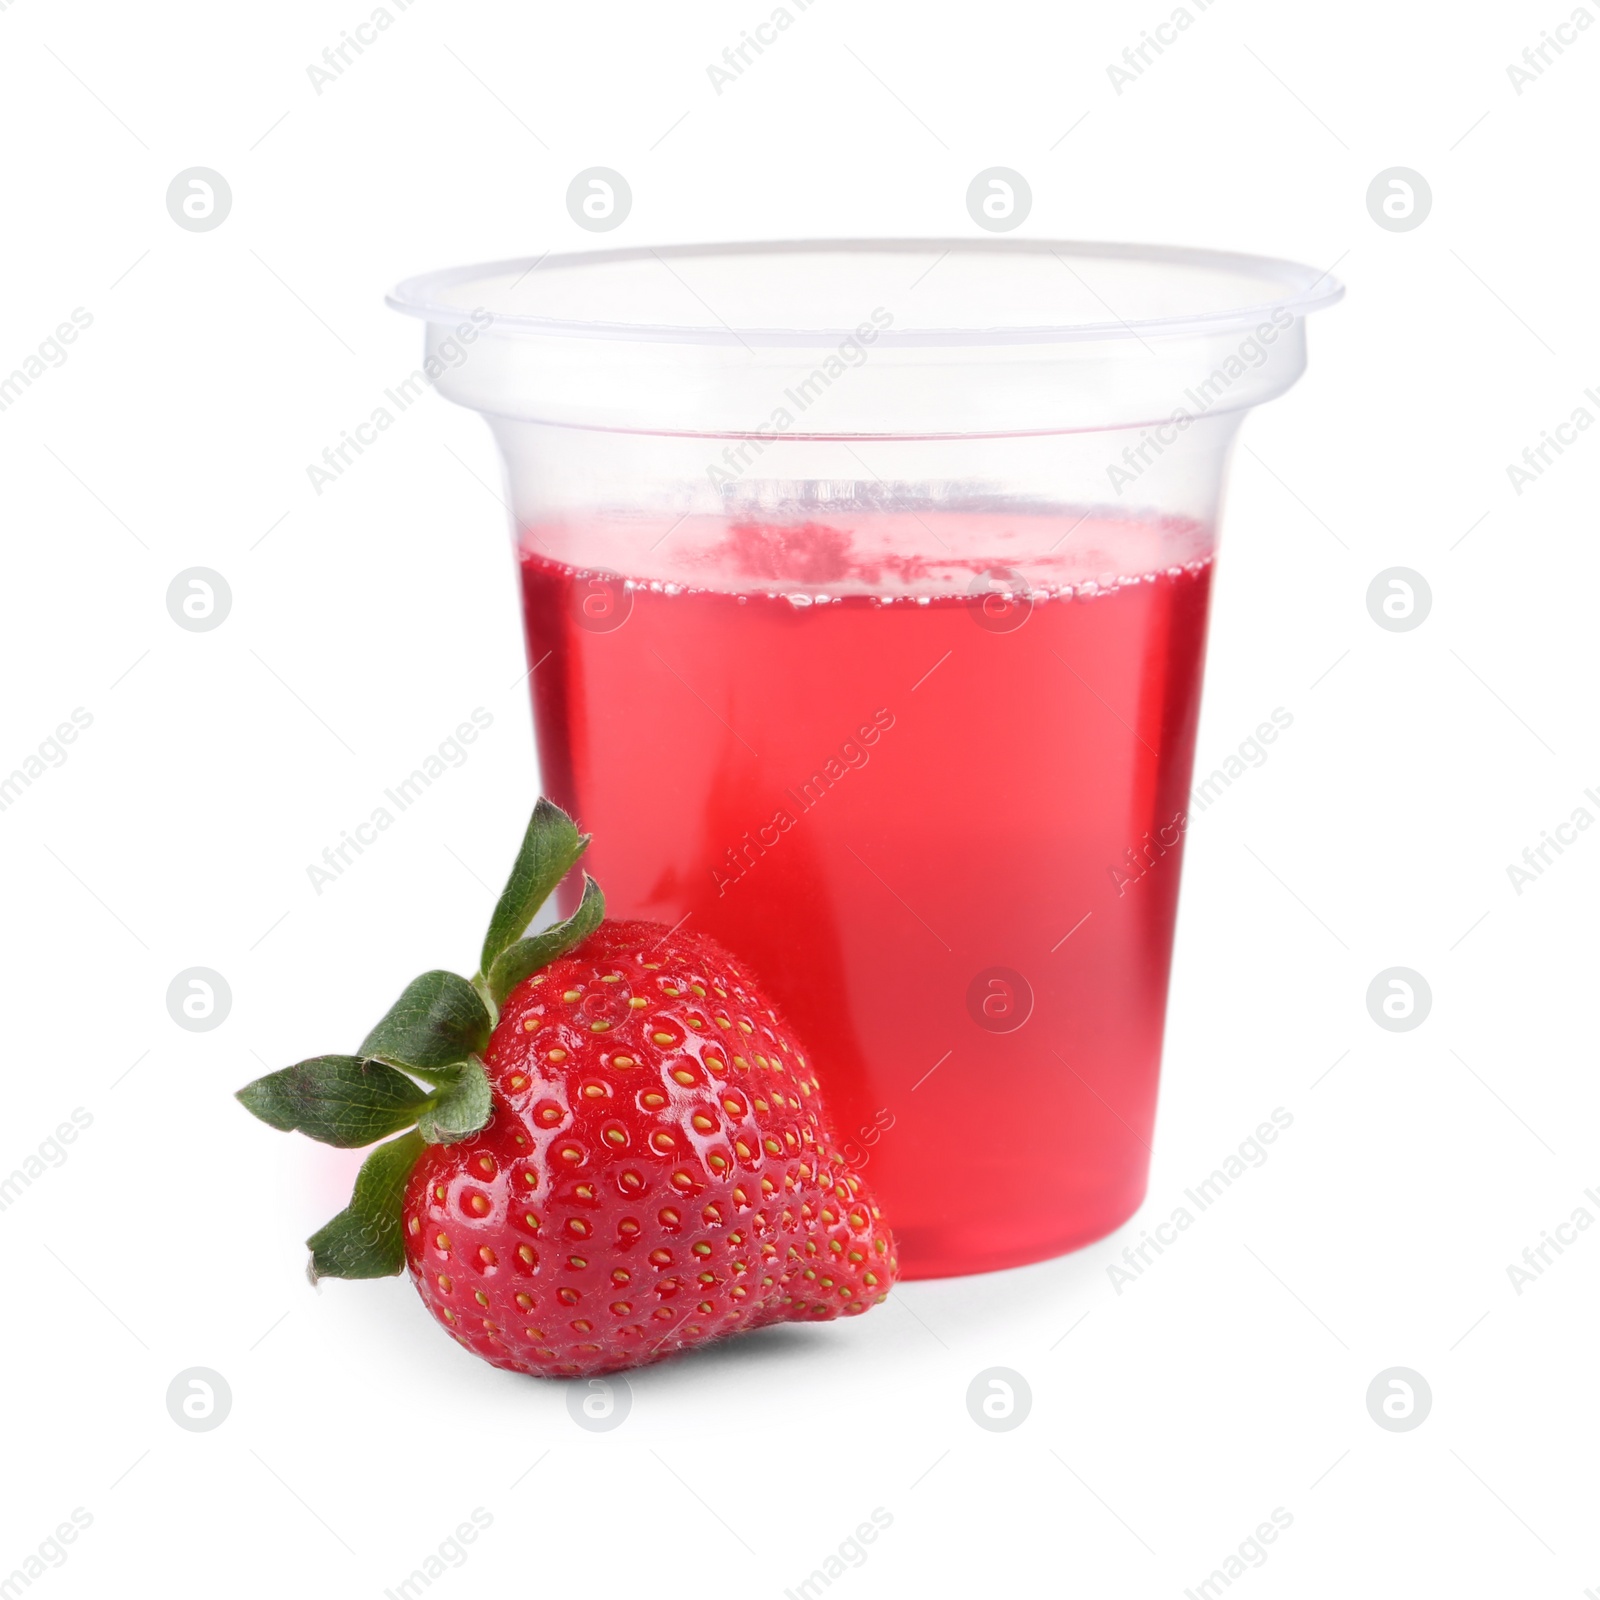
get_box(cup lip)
[386,237,1344,348]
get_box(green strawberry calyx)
[236,799,605,1284]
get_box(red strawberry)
[405,920,895,1375]
[238,801,897,1376]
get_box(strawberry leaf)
[306,1130,425,1283]
[415,1058,492,1145]
[236,1056,429,1148]
[486,874,605,1006]
[360,971,491,1074]
[479,799,589,981]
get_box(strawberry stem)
[478,798,590,982]
[236,801,606,1283]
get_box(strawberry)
[238,800,897,1376]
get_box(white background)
[2,1,1596,1595]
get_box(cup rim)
[386,237,1344,348]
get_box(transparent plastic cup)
[388,240,1341,1279]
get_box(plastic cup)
[388,240,1341,1279]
